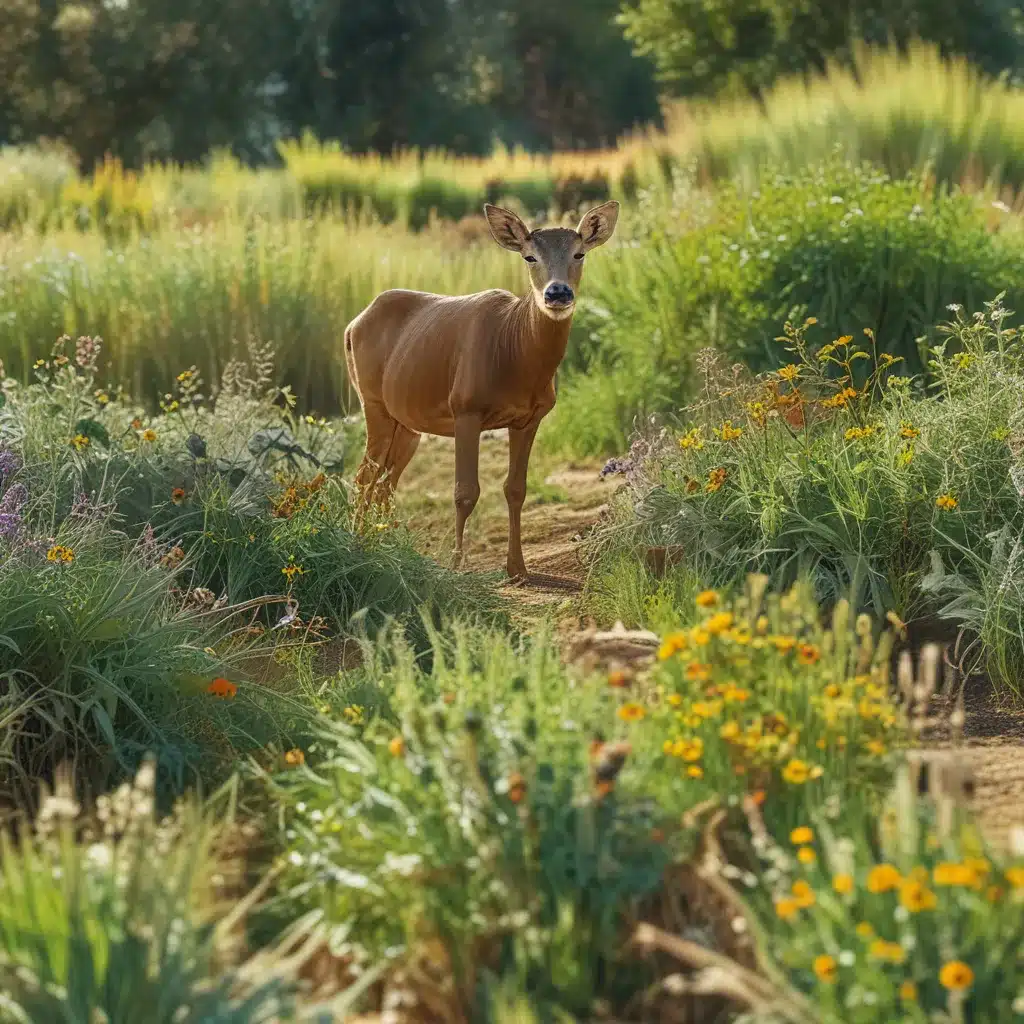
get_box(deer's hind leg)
[354,401,420,522]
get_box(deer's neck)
[504,293,572,383]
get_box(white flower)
[838,950,856,967]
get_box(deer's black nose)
[544,282,575,306]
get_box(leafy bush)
[552,158,1024,455]
[589,297,1024,691]
[259,576,913,1018]
[0,335,499,800]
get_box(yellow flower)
[790,826,814,845]
[832,874,855,895]
[867,864,902,893]
[865,739,887,756]
[936,493,958,511]
[676,738,703,762]
[869,940,907,964]
[782,759,811,784]
[388,736,405,757]
[690,701,721,719]
[667,693,683,707]
[679,427,704,451]
[282,564,304,580]
[775,898,799,920]
[797,845,817,865]
[791,880,816,908]
[777,364,801,382]
[1005,866,1024,888]
[898,443,915,467]
[933,862,978,887]
[899,422,920,439]
[813,954,837,983]
[284,748,305,766]
[899,980,918,1002]
[772,635,796,654]
[617,702,646,723]
[900,880,937,912]
[46,545,75,564]
[658,630,688,660]
[844,425,877,441]
[855,922,874,940]
[141,428,157,443]
[690,628,711,647]
[686,661,712,682]
[797,643,820,665]
[695,589,719,608]
[705,611,734,635]
[715,420,743,442]
[705,467,727,493]
[686,765,704,779]
[939,960,974,991]
[70,434,90,451]
[720,721,740,740]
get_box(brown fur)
[346,201,619,579]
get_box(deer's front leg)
[505,421,540,580]
[452,413,483,570]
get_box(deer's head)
[484,201,619,321]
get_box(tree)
[0,0,293,167]
[618,0,1024,100]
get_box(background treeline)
[3,0,1024,167]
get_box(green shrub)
[588,297,1024,690]
[552,158,1024,456]
[260,578,910,1017]
[0,336,500,799]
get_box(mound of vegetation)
[590,296,1024,692]
[0,334,498,801]
[553,157,1024,455]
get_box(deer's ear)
[484,204,531,252]
[576,201,619,251]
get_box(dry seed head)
[832,598,850,640]
[855,613,872,637]
[898,651,915,705]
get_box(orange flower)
[774,898,799,920]
[695,589,719,608]
[207,677,237,698]
[797,643,820,665]
[790,826,814,845]
[813,955,837,983]
[284,748,305,766]
[899,980,918,1002]
[869,939,907,964]
[507,772,526,804]
[171,487,187,505]
[933,862,979,887]
[617,702,646,722]
[866,863,902,893]
[388,736,405,757]
[832,874,854,895]
[797,846,817,865]
[791,880,816,908]
[607,669,630,688]
[939,960,974,991]
[899,880,937,912]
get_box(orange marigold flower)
[695,589,719,608]
[813,954,837,983]
[705,467,728,493]
[775,898,799,920]
[207,677,238,698]
[797,845,817,865]
[791,880,816,908]
[900,880,937,912]
[899,980,918,1001]
[782,759,811,784]
[617,702,646,723]
[939,960,974,991]
[141,428,157,443]
[797,643,820,665]
[790,827,814,846]
[832,874,854,895]
[936,493,959,511]
[171,487,187,505]
[933,862,979,887]
[1005,866,1024,888]
[867,863,902,893]
[284,748,305,766]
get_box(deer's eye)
[573,253,585,260]
[524,255,538,264]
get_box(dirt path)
[397,435,1023,850]
[397,433,617,617]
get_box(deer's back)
[347,287,518,434]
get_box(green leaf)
[73,418,110,447]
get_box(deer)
[344,200,619,582]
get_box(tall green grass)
[0,217,522,413]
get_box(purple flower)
[600,456,634,479]
[0,449,21,480]
[0,483,26,542]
